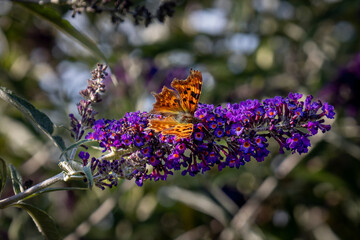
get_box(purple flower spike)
[81,93,334,189]
[70,64,108,141]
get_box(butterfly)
[147,69,203,139]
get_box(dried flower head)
[69,64,108,141]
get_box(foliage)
[0,0,359,239]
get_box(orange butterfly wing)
[147,70,203,139]
[147,116,178,132]
[162,123,193,139]
[171,69,202,114]
[150,86,183,115]
[148,117,193,139]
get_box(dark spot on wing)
[189,100,195,105]
[184,90,188,94]
[191,91,199,99]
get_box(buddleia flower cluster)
[71,0,177,27]
[78,87,335,189]
[69,63,107,141]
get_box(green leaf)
[9,164,24,194]
[52,135,66,151]
[83,165,94,190]
[59,139,93,160]
[0,157,7,195]
[0,87,54,134]
[19,3,107,62]
[12,203,60,240]
[0,87,65,151]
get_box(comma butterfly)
[147,69,203,139]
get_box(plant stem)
[0,172,65,209]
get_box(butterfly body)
[174,112,195,123]
[147,70,203,139]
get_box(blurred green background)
[0,0,359,239]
